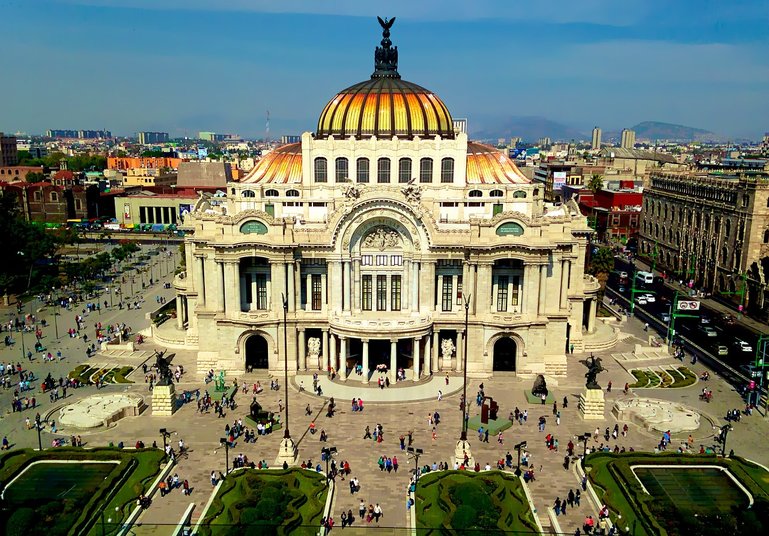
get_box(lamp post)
[718,424,732,457]
[282,293,290,441]
[51,288,60,340]
[514,441,527,476]
[460,294,471,440]
[578,433,591,458]
[159,428,171,460]
[35,419,43,451]
[220,437,230,475]
[407,446,424,484]
[321,446,337,481]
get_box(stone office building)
[168,22,599,380]
[639,169,769,314]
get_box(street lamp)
[460,294,471,441]
[220,437,230,476]
[717,424,732,457]
[514,441,527,476]
[407,446,424,484]
[578,433,591,458]
[321,446,337,481]
[35,419,43,451]
[51,288,60,340]
[282,293,291,442]
[159,428,171,460]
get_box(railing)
[584,274,601,292]
[330,313,432,332]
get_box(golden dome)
[242,143,302,184]
[466,142,529,184]
[316,78,454,140]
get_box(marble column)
[456,330,464,372]
[194,256,205,307]
[353,259,361,313]
[403,260,411,311]
[413,337,421,380]
[329,333,337,375]
[538,264,547,316]
[294,261,301,311]
[287,262,295,312]
[322,329,330,372]
[411,262,419,311]
[560,260,570,310]
[340,337,347,380]
[298,329,306,371]
[216,260,226,312]
[522,265,532,315]
[424,333,432,376]
[390,339,397,383]
[320,272,327,312]
[432,331,440,372]
[362,339,369,383]
[329,261,341,312]
[419,262,436,312]
[223,261,239,317]
[588,299,597,333]
[305,273,312,311]
[343,261,351,311]
[477,264,492,315]
[176,296,183,329]
[250,273,258,311]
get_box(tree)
[588,173,604,193]
[25,171,46,183]
[588,246,614,277]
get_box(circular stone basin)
[612,398,700,433]
[59,393,146,429]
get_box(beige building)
[639,168,769,315]
[169,23,600,380]
[620,128,636,149]
[122,167,177,187]
[591,127,602,150]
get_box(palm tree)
[588,173,603,193]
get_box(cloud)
[55,0,648,25]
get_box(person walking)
[373,503,383,523]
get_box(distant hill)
[470,116,587,143]
[630,121,718,142]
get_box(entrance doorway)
[245,334,268,371]
[493,337,517,371]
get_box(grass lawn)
[415,470,538,535]
[68,365,134,384]
[0,447,164,536]
[585,452,769,536]
[198,468,328,535]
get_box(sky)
[1,0,767,140]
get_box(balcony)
[329,312,432,336]
[173,271,188,291]
[584,274,601,294]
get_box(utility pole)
[720,271,748,318]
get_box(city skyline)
[1,0,767,139]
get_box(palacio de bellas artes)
[160,19,602,384]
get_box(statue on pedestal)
[582,354,604,389]
[214,370,227,392]
[153,350,174,386]
[307,337,321,361]
[441,338,456,360]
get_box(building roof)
[600,147,678,164]
[241,143,302,184]
[466,142,529,184]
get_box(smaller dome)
[242,143,302,184]
[466,142,529,184]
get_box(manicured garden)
[0,447,164,536]
[415,470,538,534]
[629,366,696,389]
[68,364,134,384]
[585,452,769,535]
[198,468,328,535]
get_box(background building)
[1,132,18,166]
[591,127,602,150]
[138,132,170,144]
[620,128,636,149]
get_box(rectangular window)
[357,158,369,183]
[311,274,322,311]
[265,204,275,217]
[398,158,412,183]
[420,158,433,183]
[376,275,387,311]
[510,275,520,306]
[362,275,372,311]
[442,275,453,312]
[139,206,147,224]
[377,158,391,183]
[456,275,463,305]
[391,275,401,311]
[361,255,373,266]
[441,158,454,183]
[497,275,509,312]
[336,158,349,182]
[493,203,503,215]
[375,255,388,266]
[390,255,403,266]
[256,275,268,309]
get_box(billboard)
[553,171,567,190]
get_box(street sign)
[677,300,700,311]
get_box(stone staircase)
[98,349,155,360]
[527,461,598,535]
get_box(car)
[616,271,628,279]
[635,296,648,305]
[642,293,656,303]
[700,315,711,325]
[698,325,717,337]
[734,339,753,352]
[720,313,736,325]
[616,284,626,293]
[659,311,671,323]
[715,344,729,356]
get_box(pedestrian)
[607,381,612,393]
[211,471,217,486]
[567,489,575,507]
[554,497,562,516]
[570,343,574,354]
[575,489,582,506]
[445,373,449,385]
[438,390,442,401]
[644,322,649,331]
[553,401,558,415]
[581,474,587,491]
[541,393,546,405]
[432,427,437,441]
[373,503,383,523]
[563,396,568,409]
[359,500,366,520]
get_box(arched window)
[314,157,327,183]
[721,246,728,264]
[398,158,412,183]
[335,157,349,182]
[265,189,279,197]
[725,219,731,237]
[242,190,256,198]
[286,189,300,197]
[513,190,527,198]
[50,192,58,202]
[468,190,483,198]
[490,189,504,198]
[419,158,433,183]
[356,158,369,183]
[440,158,454,183]
[377,158,391,183]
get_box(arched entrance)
[245,334,268,371]
[493,337,517,371]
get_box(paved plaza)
[2,248,769,534]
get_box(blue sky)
[1,0,767,140]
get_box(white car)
[734,339,753,352]
[642,293,656,303]
[634,296,648,305]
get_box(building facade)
[639,169,769,315]
[620,129,636,149]
[138,132,170,144]
[1,132,18,166]
[170,22,599,380]
[591,127,602,150]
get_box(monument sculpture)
[579,354,606,420]
[441,338,456,369]
[307,337,321,369]
[583,354,604,389]
[151,349,176,416]
[214,370,227,392]
[531,374,548,398]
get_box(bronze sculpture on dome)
[373,16,399,78]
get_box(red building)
[578,183,642,242]
[0,181,90,223]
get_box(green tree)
[24,171,46,183]
[588,173,604,193]
[588,246,614,277]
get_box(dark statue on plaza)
[373,16,399,78]
[531,374,548,397]
[153,349,174,386]
[582,353,605,389]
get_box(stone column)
[413,337,421,380]
[403,260,411,311]
[329,333,337,375]
[362,339,369,383]
[353,259,361,313]
[176,296,183,329]
[320,272,327,312]
[305,273,312,311]
[294,261,301,312]
[322,329,330,372]
[588,299,597,333]
[411,262,419,311]
[339,336,348,379]
[477,263,492,315]
[491,275,499,313]
[194,256,205,307]
[419,261,436,312]
[432,331,440,372]
[250,273,259,311]
[424,333,432,376]
[456,330,464,372]
[298,328,306,371]
[522,265,532,315]
[343,261,351,311]
[270,260,285,314]
[538,264,547,316]
[287,262,295,312]
[223,261,238,317]
[215,260,225,312]
[560,260,570,310]
[390,339,397,383]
